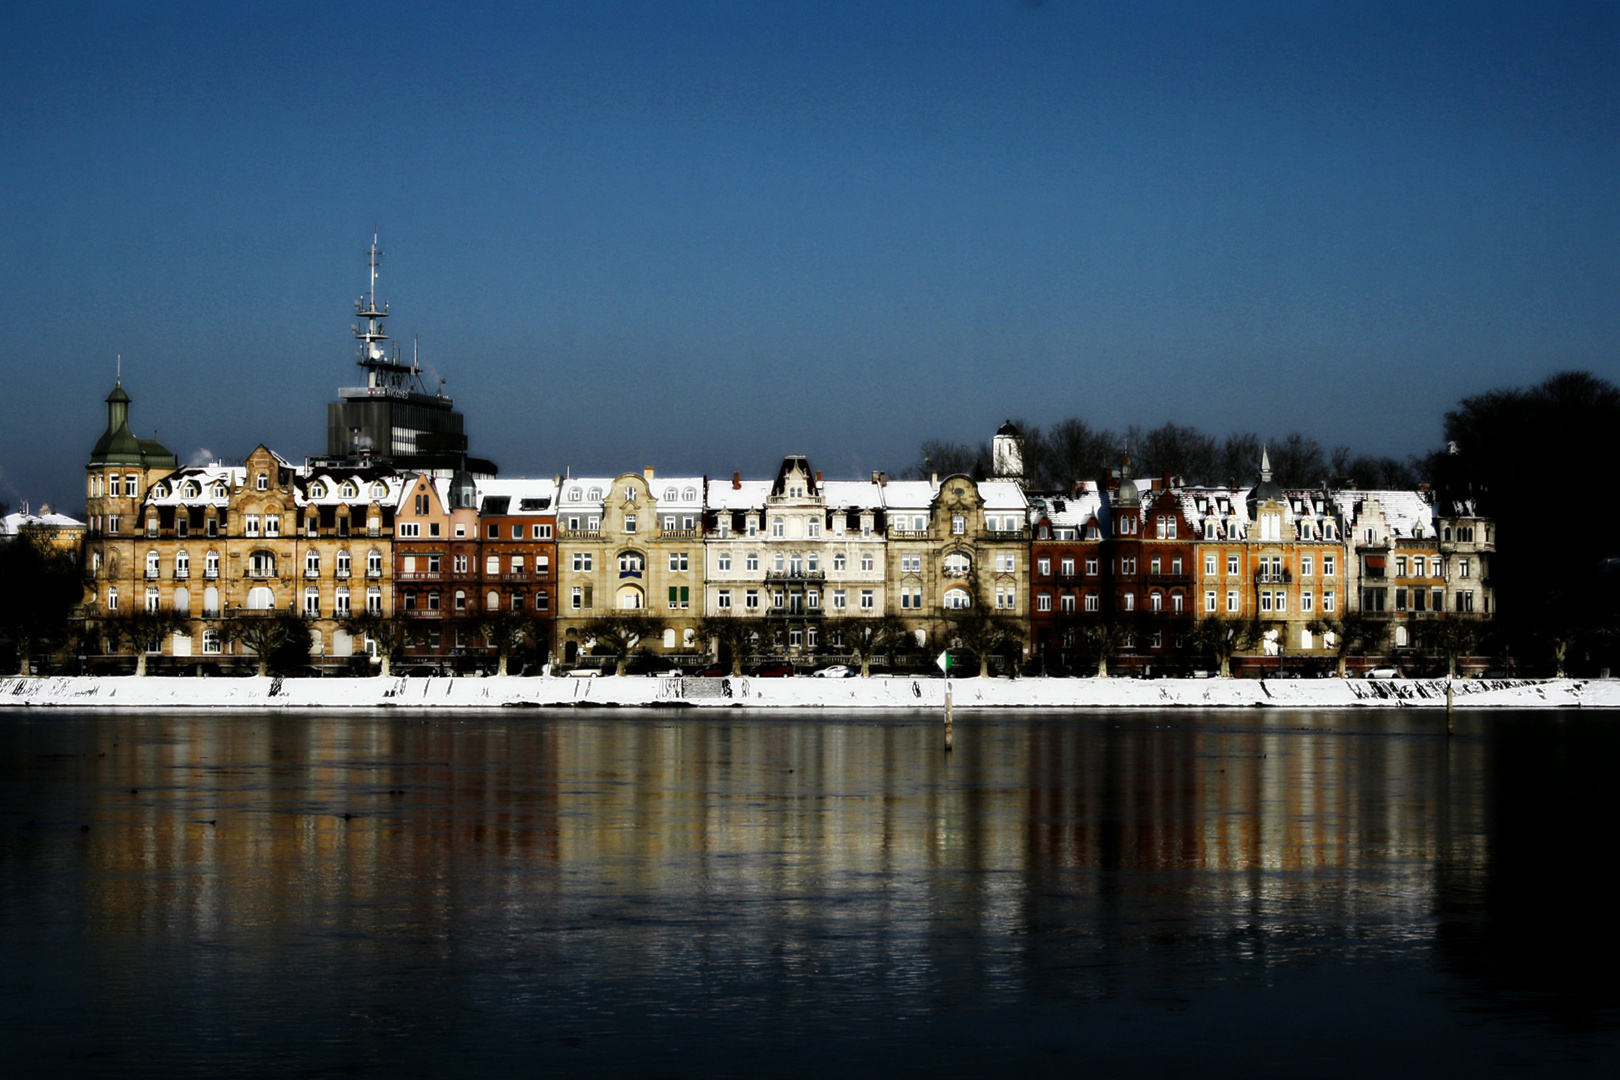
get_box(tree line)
[907,419,1425,491]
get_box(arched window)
[618,585,644,610]
[249,551,276,578]
[663,488,678,501]
[618,552,644,574]
[943,587,972,610]
[246,586,275,610]
[336,550,351,577]
[943,553,972,577]
[304,587,320,616]
[367,550,382,576]
[173,587,190,615]
[146,550,160,578]
[182,480,200,499]
[486,590,500,611]
[305,551,320,576]
[175,550,190,577]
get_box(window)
[245,514,260,537]
[1302,591,1314,613]
[1227,591,1239,613]
[1276,592,1286,613]
[1084,593,1099,612]
[336,587,350,616]
[1301,556,1313,577]
[625,515,636,533]
[1227,555,1239,576]
[1458,591,1475,612]
[1395,556,1408,577]
[455,590,466,611]
[746,589,760,610]
[486,555,500,575]
[1150,557,1162,576]
[1038,558,1051,576]
[256,473,268,491]
[995,553,1017,573]
[175,550,190,578]
[941,587,968,610]
[510,556,525,575]
[397,522,420,538]
[1085,558,1099,576]
[249,551,275,578]
[1323,590,1336,613]
[145,550,160,578]
[746,553,759,572]
[831,589,846,610]
[1122,592,1135,612]
[1171,592,1184,613]
[572,552,593,572]
[107,514,120,534]
[899,587,922,610]
[487,591,501,611]
[305,551,320,577]
[366,587,382,615]
[951,515,966,535]
[145,586,159,613]
[1037,593,1052,612]
[571,587,583,610]
[107,587,118,612]
[718,589,732,610]
[485,524,499,539]
[718,552,732,572]
[995,587,1016,611]
[1120,557,1137,575]
[304,588,320,617]
[669,552,689,572]
[1324,555,1336,577]
[1150,592,1162,612]
[533,524,551,539]
[667,586,691,609]
[146,517,158,538]
[861,554,874,572]
[205,550,220,578]
[202,629,221,654]
[367,550,382,576]
[1459,558,1471,578]
[1060,557,1075,577]
[535,591,550,612]
[772,516,785,537]
[618,553,644,576]
[1205,590,1217,612]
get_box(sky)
[2,1,1617,513]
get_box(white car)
[1365,667,1400,680]
[812,664,855,678]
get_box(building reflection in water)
[1,708,1612,1074]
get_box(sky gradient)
[3,1,1617,512]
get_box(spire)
[1260,446,1273,483]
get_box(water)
[2,708,1617,1077]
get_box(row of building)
[64,237,1494,674]
[78,384,1494,674]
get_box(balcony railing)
[889,529,929,540]
[174,568,189,580]
[145,569,159,580]
[366,568,382,578]
[764,570,825,582]
[558,528,600,540]
[305,568,320,579]
[397,571,442,581]
[204,569,219,580]
[1253,569,1294,584]
[660,529,701,540]
[336,568,350,579]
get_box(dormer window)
[683,487,697,501]
[340,481,358,499]
[587,487,602,501]
[664,488,678,501]
[256,473,268,491]
[182,480,200,499]
[309,481,327,499]
[212,483,227,499]
[371,482,387,498]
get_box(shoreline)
[1,674,1611,710]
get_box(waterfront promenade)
[2,673,1612,710]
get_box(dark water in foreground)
[2,708,1618,1078]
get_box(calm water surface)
[2,707,1618,1077]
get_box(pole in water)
[937,649,953,751]
[1446,680,1455,737]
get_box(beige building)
[701,457,888,659]
[554,469,705,664]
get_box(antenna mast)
[351,231,426,394]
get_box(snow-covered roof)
[880,480,935,511]
[473,477,558,516]
[706,478,772,511]
[146,465,244,506]
[652,477,705,512]
[977,480,1028,511]
[2,508,84,534]
[556,478,613,510]
[1334,490,1436,542]
[1028,489,1103,528]
[301,471,406,507]
[820,480,885,510]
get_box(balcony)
[305,568,320,579]
[397,571,442,581]
[204,569,219,580]
[660,529,701,540]
[336,568,350,579]
[174,568,189,580]
[498,573,529,581]
[366,568,382,578]
[558,528,601,541]
[1148,571,1191,583]
[889,529,929,540]
[1253,569,1294,584]
[764,570,825,582]
[145,569,160,580]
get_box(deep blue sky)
[3,1,1617,512]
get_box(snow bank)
[0,675,1609,710]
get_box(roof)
[2,508,85,535]
[706,478,773,511]
[473,477,559,516]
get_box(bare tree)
[1416,614,1486,679]
[695,615,765,676]
[1035,417,1119,490]
[341,612,416,677]
[1077,620,1132,678]
[475,611,547,676]
[1189,616,1260,678]
[824,616,911,677]
[942,612,1023,676]
[1267,432,1328,487]
[1137,423,1219,485]
[0,526,85,675]
[1307,614,1384,678]
[581,613,667,676]
[102,608,189,677]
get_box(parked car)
[1365,667,1400,680]
[749,661,796,678]
[401,665,441,678]
[694,664,728,677]
[812,664,854,678]
[565,668,600,678]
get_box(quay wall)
[2,674,1616,710]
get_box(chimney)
[815,471,822,484]
[732,471,741,490]
[643,466,655,480]
[872,471,880,484]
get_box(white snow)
[0,675,1609,710]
